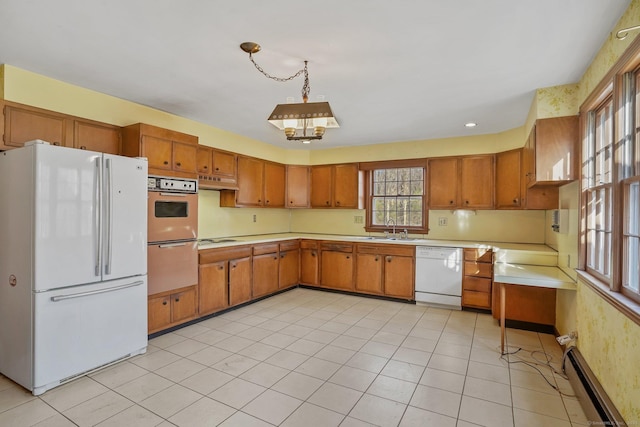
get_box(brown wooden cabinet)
[300,240,319,285]
[320,242,355,290]
[355,244,414,299]
[121,123,198,178]
[428,155,494,209]
[198,260,229,316]
[462,248,493,310]
[199,246,253,315]
[220,156,285,207]
[310,163,361,208]
[2,101,122,154]
[147,285,198,334]
[496,148,559,210]
[286,165,310,208]
[252,243,280,298]
[524,116,578,186]
[492,283,556,326]
[197,147,238,190]
[279,241,300,289]
[229,256,252,306]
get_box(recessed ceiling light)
[464,122,477,128]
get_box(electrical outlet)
[438,217,448,226]
[354,215,364,224]
[252,214,257,223]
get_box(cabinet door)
[384,255,414,299]
[495,149,522,209]
[279,249,299,289]
[300,247,319,285]
[460,155,494,209]
[172,287,198,323]
[148,295,171,333]
[534,116,578,182]
[334,164,359,208]
[286,165,310,208]
[229,257,252,306]
[73,120,121,154]
[355,253,383,294]
[199,261,228,315]
[236,156,265,206]
[212,150,237,177]
[253,253,279,297]
[3,104,67,148]
[320,251,354,290]
[197,146,213,175]
[173,141,197,173]
[310,165,333,207]
[142,135,173,171]
[264,162,286,207]
[428,158,459,208]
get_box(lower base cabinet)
[492,283,556,325]
[320,243,354,290]
[148,285,198,334]
[253,244,280,298]
[462,249,493,310]
[355,244,415,299]
[279,241,300,289]
[300,240,319,285]
[199,246,252,316]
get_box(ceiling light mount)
[240,41,339,143]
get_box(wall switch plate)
[354,215,364,224]
[438,217,447,226]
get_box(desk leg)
[500,282,506,355]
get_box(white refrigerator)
[0,141,148,396]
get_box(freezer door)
[102,154,148,280]
[32,276,148,395]
[33,145,104,291]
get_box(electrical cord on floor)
[498,345,576,398]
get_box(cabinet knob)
[80,145,86,150]
[258,199,262,203]
[513,198,518,204]
[175,298,180,302]
[176,162,182,167]
[215,167,220,171]
[336,201,341,206]
[231,264,236,268]
[163,161,169,165]
[218,265,224,270]
[203,165,208,169]
[274,256,278,260]
[311,252,316,257]
[281,254,285,259]
[346,255,350,259]
[162,300,168,306]
[375,257,379,262]
[53,142,60,146]
[449,200,454,205]
[387,256,392,263]
[266,200,270,204]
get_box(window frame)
[360,159,429,234]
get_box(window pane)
[373,183,386,196]
[385,169,398,181]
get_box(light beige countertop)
[493,263,576,290]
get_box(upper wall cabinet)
[121,123,198,178]
[197,146,238,190]
[2,101,122,154]
[310,163,362,208]
[220,156,285,208]
[428,155,494,209]
[286,165,310,208]
[524,116,578,186]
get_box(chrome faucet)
[386,218,396,238]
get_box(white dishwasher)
[415,246,463,309]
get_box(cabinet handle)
[449,200,454,205]
[274,256,278,260]
[258,199,262,203]
[336,201,341,206]
[311,252,316,257]
[325,201,330,205]
[387,256,392,263]
[203,165,208,169]
[231,263,236,269]
[513,198,518,204]
[176,162,182,167]
[163,161,169,165]
[162,300,168,306]
[53,142,60,146]
[346,255,350,259]
[465,200,469,205]
[218,265,224,270]
[80,145,86,150]
[375,257,379,261]
[215,167,220,171]
[290,201,294,204]
[281,254,285,259]
[266,200,270,204]
[175,298,180,302]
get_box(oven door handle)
[158,192,189,197]
[157,242,189,248]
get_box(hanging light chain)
[249,54,311,102]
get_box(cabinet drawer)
[199,246,251,264]
[357,244,415,257]
[463,276,492,293]
[464,248,493,262]
[279,240,300,251]
[253,243,279,255]
[462,290,491,309]
[320,242,353,253]
[300,240,318,250]
[464,261,493,278]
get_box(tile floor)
[0,288,588,427]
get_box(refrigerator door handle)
[50,280,144,302]
[104,158,113,275]
[94,157,102,277]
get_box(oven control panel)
[148,176,198,193]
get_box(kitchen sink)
[198,238,237,245]
[359,236,417,241]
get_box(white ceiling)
[0,1,632,150]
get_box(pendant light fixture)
[240,42,339,143]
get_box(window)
[580,59,640,305]
[583,96,613,281]
[362,161,428,234]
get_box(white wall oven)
[147,176,198,295]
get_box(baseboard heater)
[563,347,626,426]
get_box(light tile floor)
[0,288,589,426]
